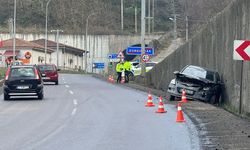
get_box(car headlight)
[170,79,176,85]
[203,87,210,91]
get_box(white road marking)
[65,85,69,88]
[69,90,74,95]
[64,81,67,84]
[71,108,77,116]
[73,99,78,106]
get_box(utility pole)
[135,6,138,33]
[141,0,146,76]
[51,29,63,68]
[185,16,188,41]
[172,0,177,39]
[185,0,188,41]
[45,0,52,64]
[13,0,16,63]
[121,0,124,31]
[8,18,13,38]
[148,0,151,34]
[152,0,155,33]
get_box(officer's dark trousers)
[117,72,122,83]
[125,70,130,83]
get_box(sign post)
[233,40,250,114]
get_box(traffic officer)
[124,59,132,83]
[116,60,124,83]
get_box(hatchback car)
[3,65,44,100]
[167,65,222,104]
[37,64,59,85]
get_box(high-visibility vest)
[116,63,124,72]
[124,61,132,71]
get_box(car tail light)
[35,68,40,80]
[5,67,11,80]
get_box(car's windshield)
[38,65,55,72]
[10,67,35,78]
[182,66,214,81]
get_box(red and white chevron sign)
[234,40,250,61]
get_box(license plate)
[16,86,29,90]
[186,89,194,95]
[42,77,50,79]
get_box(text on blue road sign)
[126,47,154,55]
[108,53,118,59]
[93,62,105,69]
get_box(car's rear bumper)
[4,84,43,96]
[42,76,58,82]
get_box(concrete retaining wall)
[137,0,250,116]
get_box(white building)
[32,39,87,70]
[0,38,54,67]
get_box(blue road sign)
[126,47,154,55]
[107,53,118,59]
[93,62,105,69]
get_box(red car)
[37,64,59,85]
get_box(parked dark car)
[167,65,222,104]
[37,64,59,85]
[3,65,44,100]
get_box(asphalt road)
[0,74,200,150]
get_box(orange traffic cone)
[176,103,185,122]
[145,92,155,107]
[121,77,125,84]
[110,75,115,83]
[121,71,125,84]
[155,96,167,113]
[108,75,112,83]
[181,89,188,103]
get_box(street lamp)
[45,0,52,64]
[85,12,97,73]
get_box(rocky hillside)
[0,0,233,35]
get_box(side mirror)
[173,71,180,75]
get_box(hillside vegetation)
[0,0,233,35]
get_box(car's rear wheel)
[4,93,10,101]
[209,95,219,104]
[170,95,175,101]
[55,81,58,85]
[38,92,44,100]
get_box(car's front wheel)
[209,94,220,104]
[38,92,44,100]
[170,95,175,101]
[4,93,10,101]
